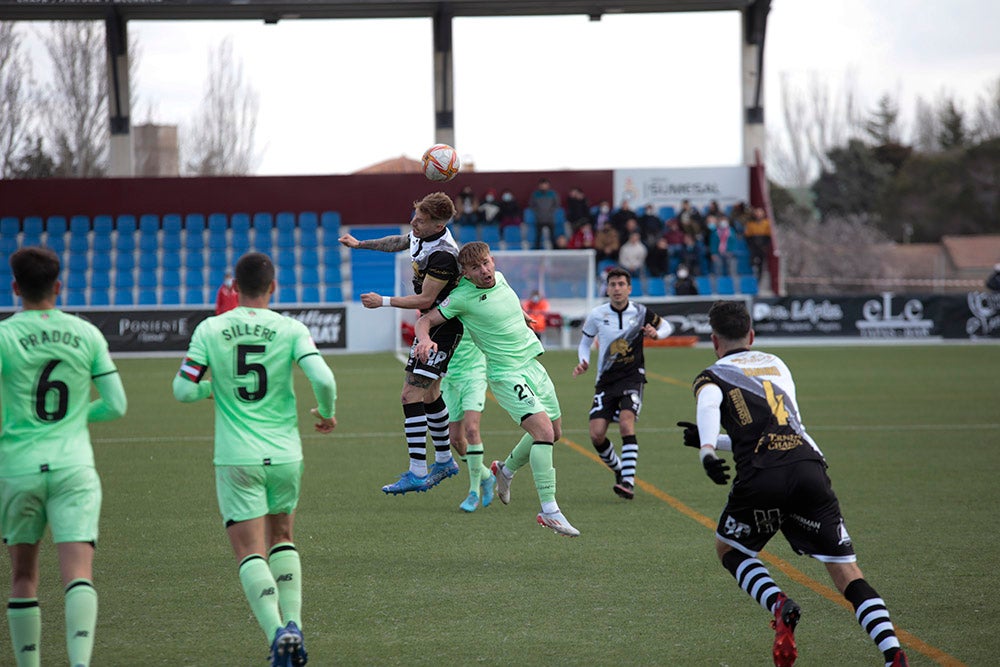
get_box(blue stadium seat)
[68,254,88,272]
[695,276,713,295]
[253,212,273,254]
[115,214,136,234]
[1,237,17,257]
[117,232,136,253]
[277,249,296,270]
[208,268,226,288]
[184,287,205,305]
[208,251,228,270]
[161,289,181,305]
[115,252,136,272]
[161,269,181,289]
[68,235,89,253]
[323,265,342,285]
[278,285,297,303]
[716,276,735,295]
[276,212,296,233]
[252,212,273,233]
[482,225,501,248]
[298,212,318,232]
[93,215,114,235]
[92,254,112,272]
[301,285,320,303]
[162,252,181,270]
[114,288,135,306]
[320,211,341,233]
[322,246,341,266]
[300,267,320,286]
[277,229,296,249]
[67,272,87,289]
[139,214,159,233]
[646,278,667,297]
[139,234,159,253]
[231,213,250,235]
[455,225,477,244]
[70,215,90,234]
[1,217,19,236]
[659,206,676,221]
[47,234,66,255]
[208,231,228,251]
[185,213,206,233]
[184,269,205,288]
[46,216,67,235]
[738,275,758,295]
[631,280,644,297]
[324,284,343,302]
[162,232,182,252]
[185,252,205,271]
[162,214,182,234]
[300,249,319,267]
[350,263,394,299]
[90,289,110,306]
[66,290,87,306]
[208,213,228,233]
[138,271,158,288]
[138,289,158,305]
[23,216,44,236]
[93,235,112,254]
[502,224,523,248]
[232,235,250,255]
[114,270,134,289]
[185,228,205,251]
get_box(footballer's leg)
[830,565,906,667]
[229,519,284,642]
[425,390,459,487]
[7,543,42,667]
[58,543,97,667]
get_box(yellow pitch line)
[645,370,691,388]
[557,434,966,667]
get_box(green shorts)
[487,359,561,425]
[0,466,102,546]
[441,372,487,422]
[215,461,303,525]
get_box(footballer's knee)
[715,539,733,564]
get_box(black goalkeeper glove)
[702,455,731,485]
[676,421,700,449]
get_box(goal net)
[393,249,596,357]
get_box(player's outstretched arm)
[299,353,337,434]
[339,233,409,253]
[89,371,127,422]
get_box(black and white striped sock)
[621,435,638,484]
[723,550,783,614]
[594,439,622,474]
[845,579,901,663]
[403,402,427,476]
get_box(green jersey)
[445,334,486,380]
[438,270,544,374]
[178,307,322,466]
[0,309,118,476]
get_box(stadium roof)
[0,0,756,23]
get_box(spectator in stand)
[986,263,1000,292]
[681,233,703,276]
[678,199,703,238]
[568,221,595,250]
[566,187,591,231]
[673,265,698,295]
[639,204,664,247]
[730,201,750,234]
[709,216,737,277]
[529,178,560,250]
[646,236,671,282]
[618,230,649,290]
[554,234,570,250]
[215,270,239,315]
[705,199,724,220]
[594,201,612,231]
[593,225,621,268]
[744,207,773,281]
[610,201,636,242]
[498,189,523,249]
[664,218,686,263]
[478,189,502,240]
[522,290,550,340]
[455,185,480,236]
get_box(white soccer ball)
[421,144,461,182]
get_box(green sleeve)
[172,373,213,403]
[299,353,336,418]
[88,371,128,422]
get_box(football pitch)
[2,344,997,666]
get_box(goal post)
[393,249,596,358]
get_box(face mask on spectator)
[502,193,513,201]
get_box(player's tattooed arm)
[359,235,409,252]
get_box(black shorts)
[588,377,644,423]
[715,460,857,563]
[405,317,463,380]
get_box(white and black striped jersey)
[409,228,460,310]
[579,301,669,387]
[693,349,825,476]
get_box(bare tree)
[40,21,109,177]
[971,76,1000,142]
[766,71,863,188]
[0,22,32,177]
[911,96,938,153]
[183,37,260,175]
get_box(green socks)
[65,580,97,667]
[239,554,283,640]
[466,444,484,493]
[7,598,40,667]
[505,433,535,472]
[529,441,557,504]
[268,543,302,628]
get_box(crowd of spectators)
[447,180,771,295]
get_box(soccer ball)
[421,144,460,182]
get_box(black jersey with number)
[409,228,460,311]
[693,349,824,477]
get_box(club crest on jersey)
[610,338,630,356]
[440,297,450,308]
[479,294,487,301]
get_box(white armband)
[382,296,392,307]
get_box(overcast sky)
[22,0,1000,175]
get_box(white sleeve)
[577,332,595,365]
[655,318,673,339]
[696,383,724,461]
